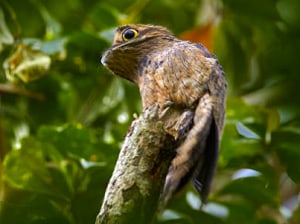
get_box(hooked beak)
[101,52,107,66]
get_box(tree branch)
[0,84,44,100]
[95,106,176,224]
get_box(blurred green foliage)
[0,0,299,223]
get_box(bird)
[101,24,226,205]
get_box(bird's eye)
[122,28,139,41]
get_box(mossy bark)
[96,106,175,224]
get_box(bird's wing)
[162,44,226,203]
[163,93,215,203]
[192,65,226,203]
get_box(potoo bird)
[101,24,226,204]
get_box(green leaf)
[88,3,119,29]
[217,176,278,207]
[3,138,53,194]
[273,127,300,183]
[3,43,51,83]
[236,122,261,139]
[277,0,300,28]
[0,8,14,52]
[32,0,62,39]
[37,123,97,160]
[40,38,68,56]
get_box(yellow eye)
[122,28,139,41]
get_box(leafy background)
[0,0,300,223]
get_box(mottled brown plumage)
[101,24,226,204]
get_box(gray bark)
[95,106,175,224]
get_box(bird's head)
[101,24,174,83]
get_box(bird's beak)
[101,50,110,66]
[101,53,107,66]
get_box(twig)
[0,83,44,100]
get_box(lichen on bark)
[96,106,176,224]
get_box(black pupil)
[124,30,136,40]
